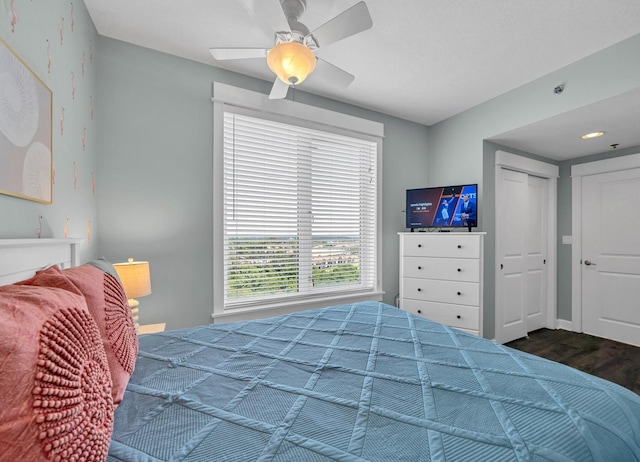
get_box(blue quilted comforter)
[108,302,640,461]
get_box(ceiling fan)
[209,0,373,99]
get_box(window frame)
[212,83,384,321]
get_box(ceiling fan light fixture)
[267,42,316,86]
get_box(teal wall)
[1,3,429,329]
[95,37,429,329]
[3,4,639,333]
[428,34,640,338]
[0,0,99,262]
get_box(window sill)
[211,291,384,324]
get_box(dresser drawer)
[402,278,479,306]
[402,256,480,282]
[401,299,480,332]
[401,234,480,258]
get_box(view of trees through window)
[226,237,361,299]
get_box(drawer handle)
[418,266,422,270]
[457,315,461,319]
[457,268,461,272]
[457,291,461,296]
[417,309,422,314]
[418,244,422,248]
[417,288,422,292]
[457,245,462,249]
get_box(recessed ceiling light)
[581,131,605,139]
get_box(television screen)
[405,184,478,229]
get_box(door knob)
[584,260,596,266]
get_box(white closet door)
[496,168,528,343]
[525,175,548,333]
[496,169,548,343]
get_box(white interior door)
[496,168,528,343]
[496,169,549,343]
[495,151,557,344]
[581,167,640,347]
[525,176,548,333]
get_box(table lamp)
[113,258,151,331]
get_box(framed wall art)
[0,38,53,204]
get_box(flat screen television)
[405,183,478,230]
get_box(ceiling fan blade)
[209,48,268,60]
[269,78,290,99]
[313,58,355,89]
[239,0,290,34]
[253,0,291,32]
[308,1,372,49]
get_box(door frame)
[570,152,640,332]
[495,150,559,342]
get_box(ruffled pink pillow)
[0,282,114,461]
[26,265,138,406]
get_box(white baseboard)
[556,319,574,331]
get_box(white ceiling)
[488,87,640,159]
[84,0,640,161]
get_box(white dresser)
[398,232,485,337]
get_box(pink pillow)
[63,264,138,405]
[0,282,114,461]
[26,263,138,407]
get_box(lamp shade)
[113,258,151,299]
[267,41,317,85]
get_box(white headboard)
[0,239,83,286]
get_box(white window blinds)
[223,111,378,309]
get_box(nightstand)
[137,323,166,335]
[127,299,165,334]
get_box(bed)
[1,239,639,461]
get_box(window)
[213,83,383,315]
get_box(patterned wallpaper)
[0,0,98,260]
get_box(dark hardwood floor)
[505,328,640,395]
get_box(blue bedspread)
[108,302,640,461]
